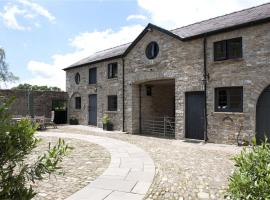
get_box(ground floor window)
[108,95,117,111]
[75,97,81,109]
[215,87,243,112]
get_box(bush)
[0,98,72,199]
[226,138,270,199]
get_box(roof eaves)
[182,16,270,41]
[63,54,123,71]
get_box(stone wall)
[140,82,175,118]
[66,21,270,144]
[206,22,270,144]
[124,28,204,138]
[0,89,68,118]
[66,58,123,130]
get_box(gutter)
[122,57,125,132]
[203,36,208,142]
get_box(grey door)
[89,94,97,126]
[186,92,205,140]
[256,86,270,144]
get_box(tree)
[0,49,71,199]
[0,98,72,199]
[0,48,18,84]
[12,83,61,92]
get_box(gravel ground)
[28,137,110,200]
[51,125,241,200]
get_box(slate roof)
[64,3,270,70]
[171,2,270,38]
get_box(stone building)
[64,3,270,144]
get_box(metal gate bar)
[141,116,175,138]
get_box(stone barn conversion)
[64,3,270,144]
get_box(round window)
[145,41,159,59]
[75,73,80,84]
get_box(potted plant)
[102,114,113,131]
[69,117,79,125]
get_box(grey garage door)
[185,92,205,140]
[256,86,270,144]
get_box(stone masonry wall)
[124,29,204,138]
[206,22,270,144]
[66,22,270,144]
[0,89,68,118]
[66,58,123,130]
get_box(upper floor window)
[75,73,80,84]
[214,37,242,61]
[89,67,97,84]
[215,87,243,112]
[108,63,118,79]
[108,95,117,111]
[145,41,159,59]
[75,97,81,109]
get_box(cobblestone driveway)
[55,126,241,200]
[29,137,110,200]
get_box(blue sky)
[0,0,269,90]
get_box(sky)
[0,0,269,90]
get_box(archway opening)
[256,85,270,144]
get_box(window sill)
[212,58,244,64]
[108,77,118,81]
[212,111,244,115]
[88,83,97,86]
[105,111,118,114]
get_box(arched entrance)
[256,85,270,143]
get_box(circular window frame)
[145,41,159,59]
[75,73,80,85]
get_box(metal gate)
[141,116,175,138]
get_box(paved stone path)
[39,132,155,200]
[55,126,242,200]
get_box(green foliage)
[226,138,270,200]
[102,114,110,124]
[69,117,79,125]
[0,48,19,83]
[12,83,61,92]
[0,98,72,200]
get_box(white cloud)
[0,4,30,30]
[137,0,270,29]
[18,0,56,23]
[0,0,55,30]
[23,24,144,90]
[126,14,147,21]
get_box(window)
[75,97,81,109]
[145,41,159,59]
[108,95,117,111]
[146,86,152,96]
[215,87,243,112]
[75,73,80,84]
[108,63,118,79]
[214,37,242,61]
[89,67,97,84]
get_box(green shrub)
[226,138,270,200]
[102,114,109,124]
[0,98,72,199]
[69,117,79,125]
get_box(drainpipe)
[122,57,125,132]
[203,36,208,142]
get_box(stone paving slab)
[38,132,155,200]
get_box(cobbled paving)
[28,137,110,200]
[37,126,241,200]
